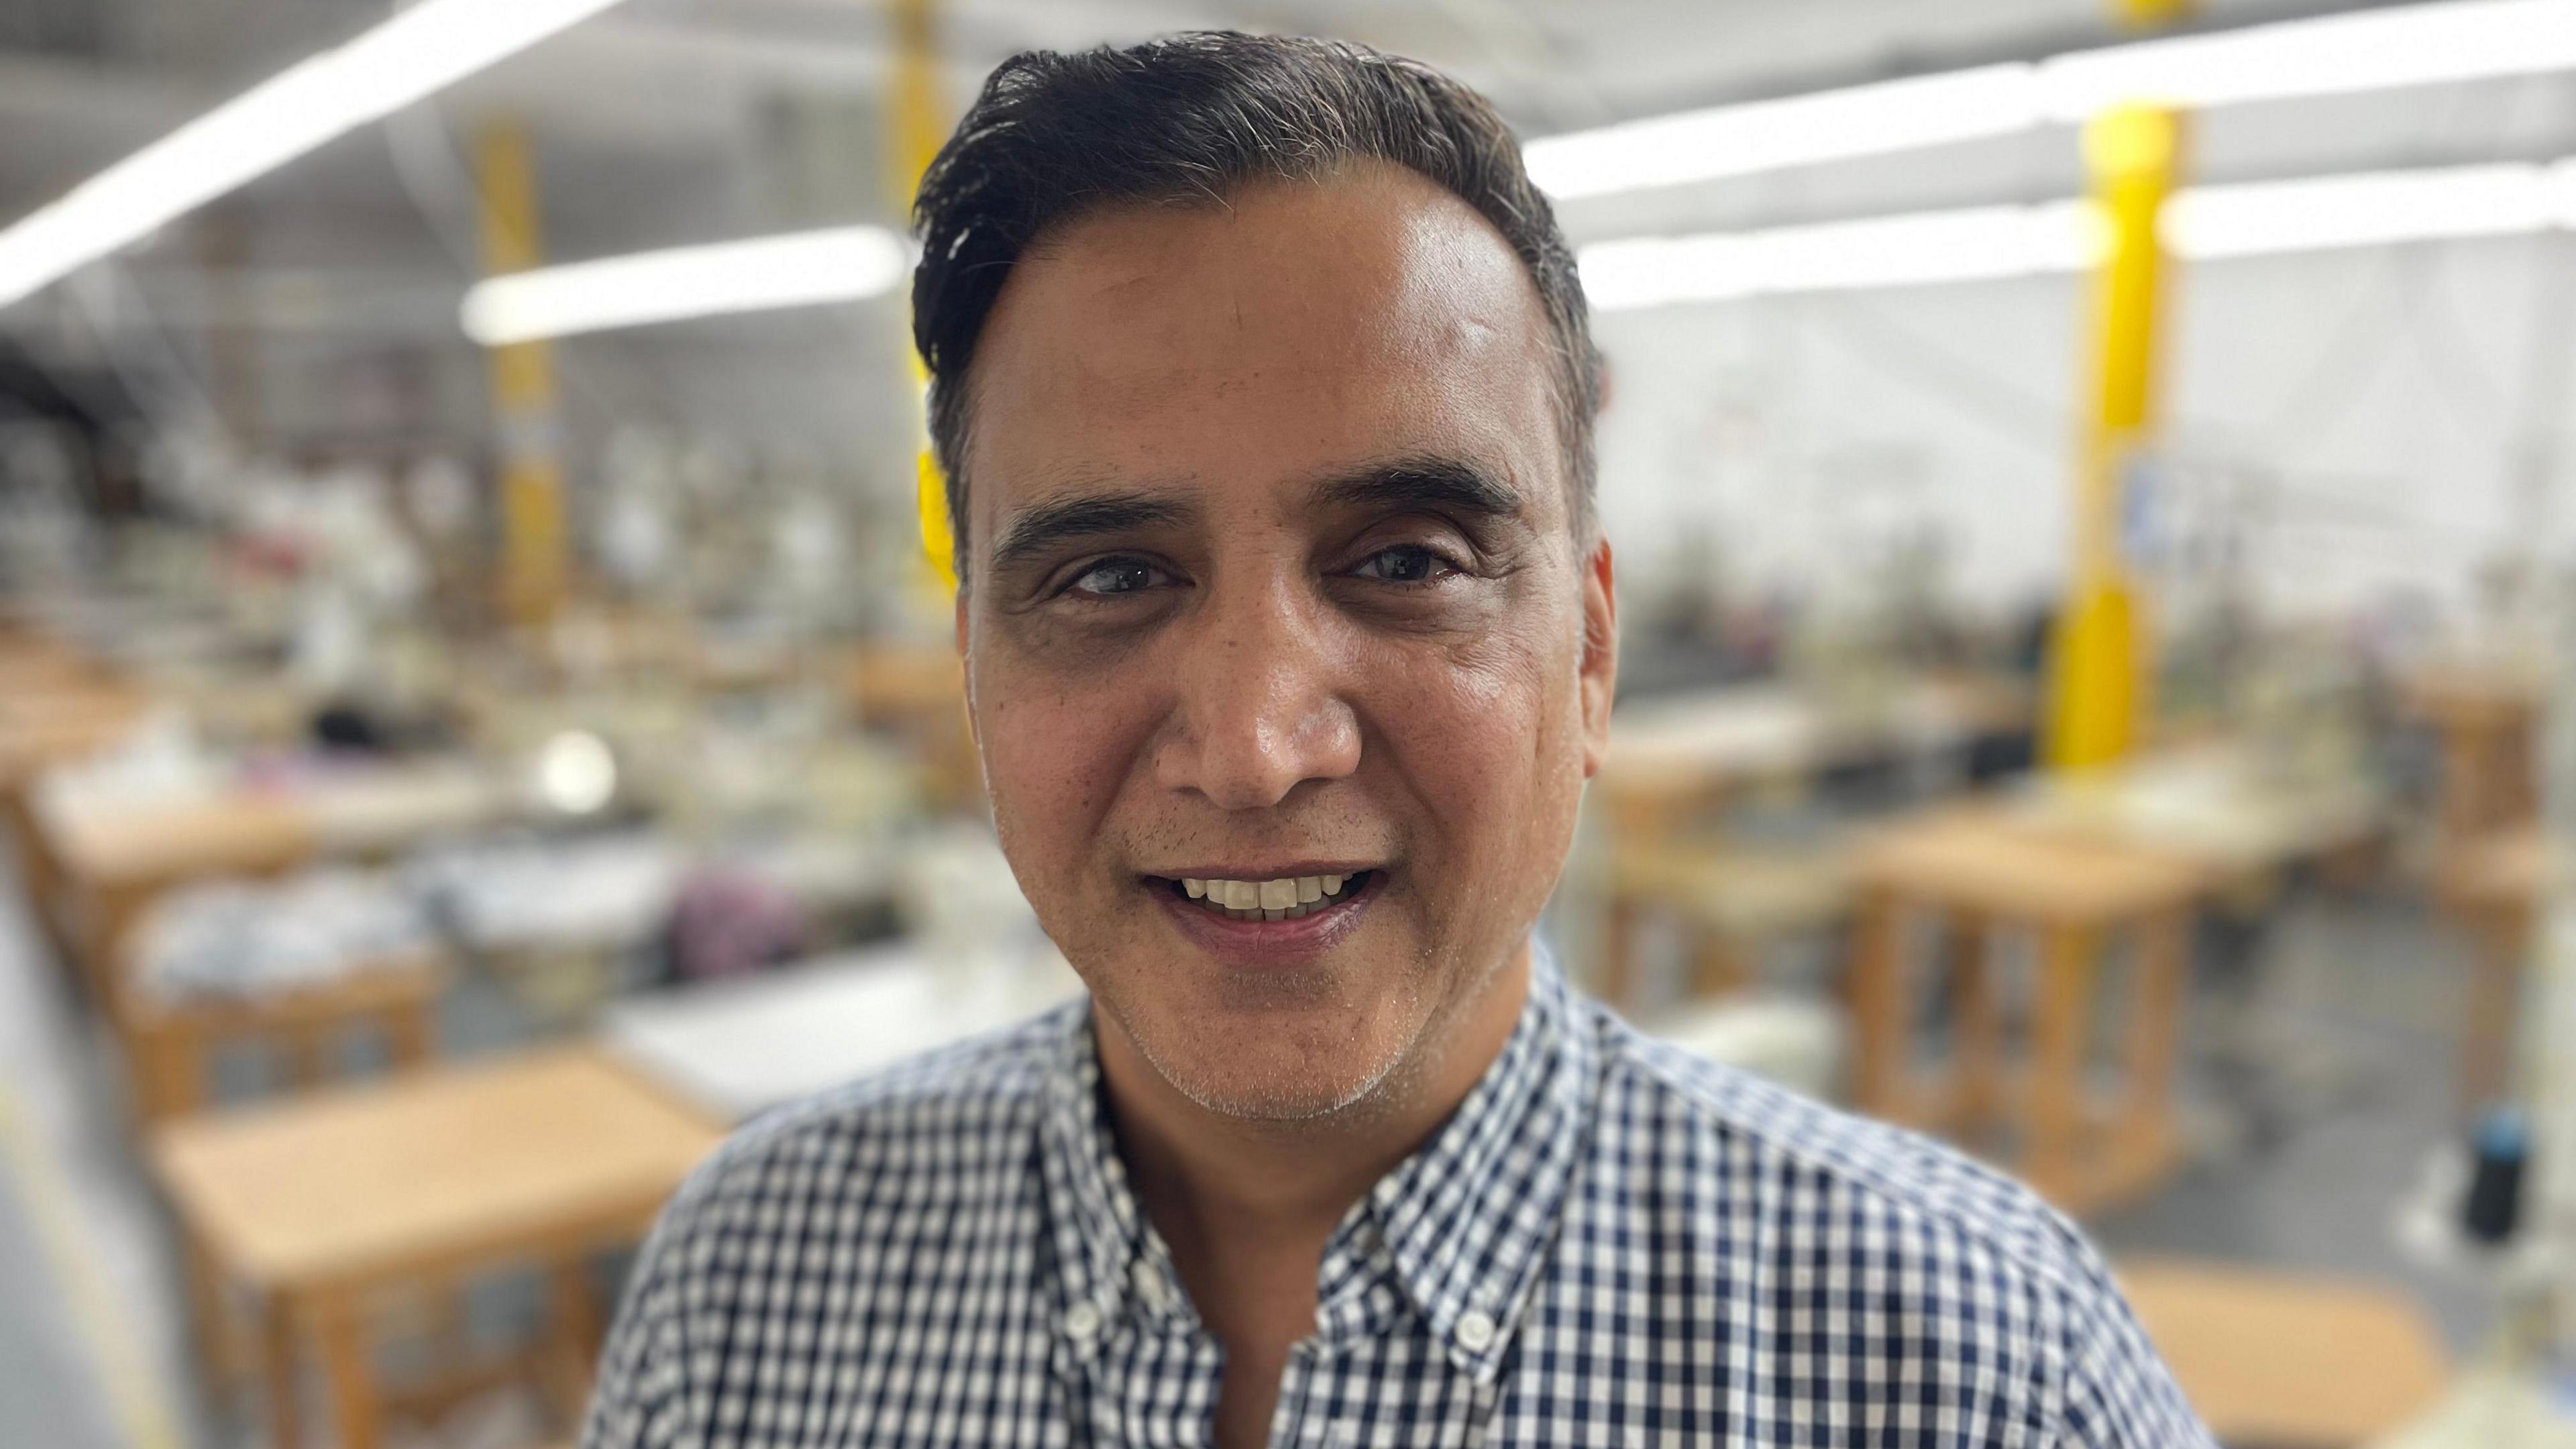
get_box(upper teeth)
[1181,874,1349,917]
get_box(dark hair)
[910,30,1600,569]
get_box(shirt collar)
[1036,945,1594,1380]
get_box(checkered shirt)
[585,954,2211,1447]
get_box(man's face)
[958,161,1617,1121]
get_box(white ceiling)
[0,0,2357,225]
[0,0,2550,463]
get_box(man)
[587,32,2208,1449]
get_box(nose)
[1152,576,1360,810]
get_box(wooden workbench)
[35,757,520,997]
[1599,673,2029,832]
[1589,674,2029,1010]
[1848,806,2208,1214]
[2404,659,2545,845]
[23,755,521,1148]
[152,1047,722,1449]
[0,667,151,977]
[2118,1259,2449,1447]
[2003,743,2390,881]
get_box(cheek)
[1359,604,1587,874]
[973,663,1142,892]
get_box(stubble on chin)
[1093,962,1411,1122]
[1089,951,1491,1131]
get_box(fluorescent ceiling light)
[460,226,910,345]
[1525,66,2043,201]
[1580,160,2576,311]
[0,0,630,309]
[2037,0,2576,117]
[1531,0,2576,202]
[2163,163,2559,258]
[501,159,2576,333]
[1579,203,2100,311]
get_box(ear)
[1576,535,1618,778]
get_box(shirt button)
[1130,1263,1171,1313]
[1455,1309,1497,1352]
[1063,1301,1102,1342]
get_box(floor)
[0,853,2509,1448]
[2089,884,2494,1351]
[0,849,199,1449]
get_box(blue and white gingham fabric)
[586,954,2212,1447]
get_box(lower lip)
[1151,874,1378,967]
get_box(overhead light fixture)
[502,158,2576,333]
[460,225,910,345]
[2161,163,2559,259]
[1580,160,2576,311]
[2037,0,2576,117]
[1578,203,2100,311]
[0,0,631,310]
[1525,66,2043,201]
[1530,0,2576,203]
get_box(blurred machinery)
[2379,571,2576,1447]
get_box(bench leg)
[1947,914,1999,1129]
[2025,924,2100,1206]
[1599,895,1641,1012]
[264,1293,301,1449]
[2114,909,2190,1186]
[1691,932,1752,1000]
[1849,890,1909,1117]
[2462,904,2532,1116]
[313,1289,381,1449]
[544,1256,604,1421]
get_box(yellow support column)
[2046,0,2195,773]
[476,122,571,628]
[2046,104,2181,771]
[889,0,957,592]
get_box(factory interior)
[3,0,2576,1445]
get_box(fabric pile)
[402,831,690,954]
[131,867,431,1005]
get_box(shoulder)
[651,1000,1071,1250]
[1598,1004,2094,1288]
[1582,1003,2208,1446]
[584,1003,1075,1444]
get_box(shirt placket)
[1055,1244,1230,1449]
[1267,1340,1338,1449]
[1273,1214,1397,1449]
[1271,1303,1507,1449]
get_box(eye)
[1347,544,1457,584]
[1065,557,1170,598]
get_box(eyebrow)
[1311,458,1527,523]
[991,492,1191,574]
[986,458,1524,576]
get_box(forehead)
[961,162,1564,533]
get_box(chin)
[1110,987,1413,1122]
[1156,1056,1395,1123]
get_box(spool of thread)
[2463,1107,2528,1247]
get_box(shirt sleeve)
[2051,1244,2216,1449]
[582,1185,704,1449]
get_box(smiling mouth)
[1160,870,1375,922]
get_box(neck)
[1098,945,1533,1258]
